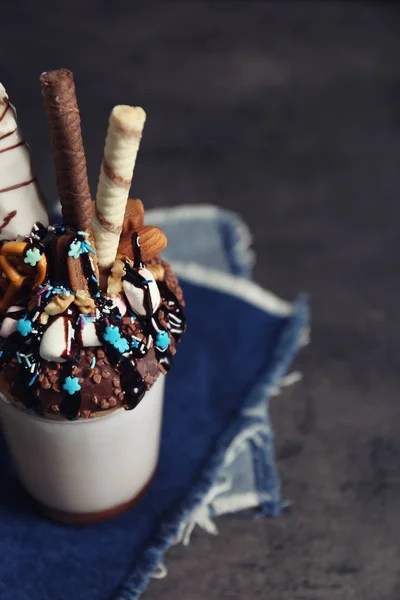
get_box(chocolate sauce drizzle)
[0,140,24,154]
[0,210,17,233]
[0,177,36,195]
[0,127,17,142]
[0,101,9,123]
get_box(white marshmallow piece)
[39,316,75,363]
[78,321,102,348]
[112,295,127,317]
[0,306,22,338]
[123,267,161,316]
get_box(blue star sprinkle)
[103,325,130,354]
[115,337,129,353]
[63,376,81,395]
[24,248,42,267]
[103,326,121,346]
[155,331,170,350]
[16,318,33,337]
[131,338,139,348]
[68,240,82,258]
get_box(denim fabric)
[0,206,308,600]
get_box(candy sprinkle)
[85,243,95,254]
[37,286,49,296]
[28,372,39,387]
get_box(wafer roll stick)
[40,69,92,230]
[0,83,49,239]
[92,105,146,269]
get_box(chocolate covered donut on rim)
[0,69,186,523]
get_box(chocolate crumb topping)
[0,223,186,419]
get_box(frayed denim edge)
[113,295,309,600]
[217,210,255,279]
[146,204,255,280]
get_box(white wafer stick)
[92,105,146,268]
[0,83,49,239]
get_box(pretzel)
[0,241,47,312]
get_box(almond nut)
[135,225,167,261]
[122,198,145,233]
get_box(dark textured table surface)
[2,2,400,598]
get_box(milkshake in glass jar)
[0,69,186,524]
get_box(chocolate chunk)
[158,363,168,375]
[41,377,51,390]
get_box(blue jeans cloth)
[0,205,309,600]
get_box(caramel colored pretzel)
[0,241,47,312]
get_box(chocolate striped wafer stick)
[0,83,49,238]
[92,105,146,269]
[40,69,92,231]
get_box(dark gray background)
[2,2,400,598]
